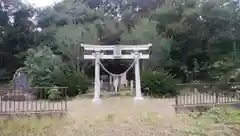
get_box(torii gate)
[81,43,152,103]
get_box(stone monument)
[2,68,35,101]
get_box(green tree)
[53,22,99,73]
[151,0,240,82]
[34,0,240,84]
[0,0,38,80]
[24,46,67,87]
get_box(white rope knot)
[93,52,101,64]
[133,52,141,59]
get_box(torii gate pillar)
[92,51,101,103]
[134,52,143,100]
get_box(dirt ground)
[57,97,184,136]
[0,97,185,136]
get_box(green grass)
[181,107,240,136]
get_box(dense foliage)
[24,46,91,98]
[2,0,240,97]
[141,69,179,97]
[24,46,66,87]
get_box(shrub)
[141,69,179,97]
[64,71,91,97]
[24,46,91,98]
[48,86,61,101]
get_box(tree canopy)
[1,0,240,83]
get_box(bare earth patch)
[0,97,186,136]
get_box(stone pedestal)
[92,98,101,104]
[2,90,36,101]
[133,96,144,100]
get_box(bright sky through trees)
[24,0,62,7]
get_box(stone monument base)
[2,90,36,101]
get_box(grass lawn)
[0,97,239,136]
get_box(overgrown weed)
[181,107,240,136]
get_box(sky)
[24,0,62,7]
